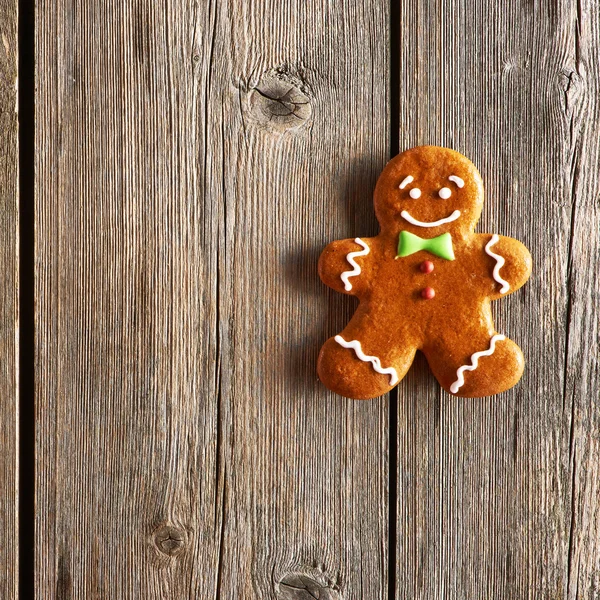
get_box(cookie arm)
[479,233,532,299]
[318,237,374,295]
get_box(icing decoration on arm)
[450,334,506,394]
[485,234,510,294]
[399,175,414,189]
[409,188,421,199]
[397,231,455,260]
[340,238,370,291]
[438,187,452,199]
[401,210,460,228]
[448,175,465,188]
[335,335,399,385]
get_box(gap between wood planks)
[388,0,401,598]
[18,0,35,597]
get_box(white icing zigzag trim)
[401,210,461,228]
[485,234,510,294]
[335,335,399,385]
[340,238,370,291]
[450,334,506,394]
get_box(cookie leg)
[317,331,416,400]
[424,332,525,397]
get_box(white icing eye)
[438,187,451,199]
[409,188,421,199]
[399,175,414,189]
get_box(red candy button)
[421,287,435,300]
[420,260,434,273]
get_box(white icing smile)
[401,210,461,228]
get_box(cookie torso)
[367,233,494,337]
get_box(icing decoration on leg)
[340,238,370,291]
[485,234,510,293]
[334,335,399,385]
[397,230,455,260]
[450,334,506,394]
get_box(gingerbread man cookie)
[318,146,532,399]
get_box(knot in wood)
[559,67,584,105]
[248,70,311,132]
[153,525,187,556]
[276,573,342,600]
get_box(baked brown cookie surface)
[318,146,532,399]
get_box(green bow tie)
[397,231,455,261]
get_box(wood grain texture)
[35,0,389,597]
[0,0,18,597]
[395,0,600,598]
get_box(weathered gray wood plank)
[36,0,389,597]
[0,0,18,597]
[395,1,600,598]
[559,2,600,597]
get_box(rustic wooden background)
[2,0,596,598]
[0,0,18,597]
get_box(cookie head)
[374,146,484,236]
